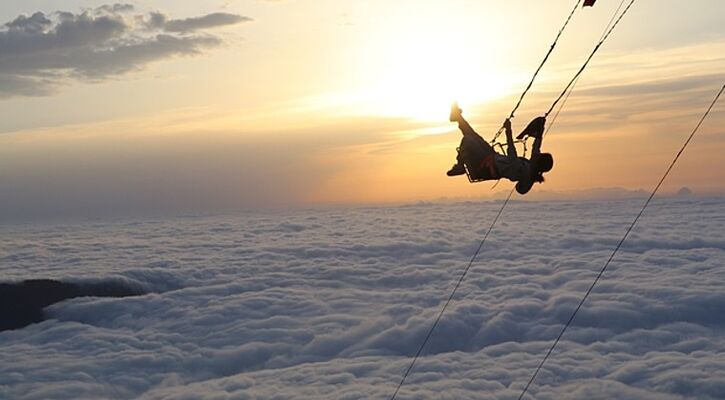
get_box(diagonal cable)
[491,0,584,144]
[508,0,584,119]
[389,2,627,398]
[516,83,725,400]
[388,188,515,400]
[546,0,637,117]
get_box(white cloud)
[0,197,724,399]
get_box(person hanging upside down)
[446,103,553,195]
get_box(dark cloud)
[94,3,135,14]
[151,12,252,33]
[4,11,52,32]
[0,5,251,98]
[0,74,55,97]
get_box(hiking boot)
[449,102,462,122]
[446,163,466,176]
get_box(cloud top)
[1,198,724,399]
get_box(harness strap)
[479,154,499,179]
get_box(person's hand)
[503,118,512,130]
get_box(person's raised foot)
[446,163,466,176]
[449,102,462,122]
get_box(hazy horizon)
[0,184,716,223]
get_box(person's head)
[536,153,554,173]
[531,153,554,183]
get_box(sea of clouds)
[1,196,724,399]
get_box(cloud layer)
[1,197,724,399]
[0,4,250,98]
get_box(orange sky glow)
[0,0,724,218]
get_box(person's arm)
[516,116,545,157]
[531,133,543,158]
[504,118,518,158]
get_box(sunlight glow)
[366,33,508,120]
[346,8,516,122]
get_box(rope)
[388,188,516,400]
[390,2,636,398]
[492,0,584,144]
[600,0,629,42]
[509,0,583,119]
[543,74,578,138]
[535,0,629,170]
[544,0,628,138]
[545,0,628,135]
[546,0,637,117]
[516,83,725,400]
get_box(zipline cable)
[389,2,584,393]
[388,189,515,400]
[491,0,584,144]
[546,0,637,117]
[389,2,637,398]
[508,0,584,119]
[600,0,629,42]
[497,0,632,145]
[543,74,579,138]
[516,83,725,400]
[544,0,628,138]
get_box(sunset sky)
[1,0,724,219]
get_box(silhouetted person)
[446,103,553,194]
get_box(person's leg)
[459,132,501,180]
[462,135,493,168]
[452,103,481,137]
[460,125,494,155]
[456,117,478,137]
[448,103,495,177]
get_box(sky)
[1,0,724,219]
